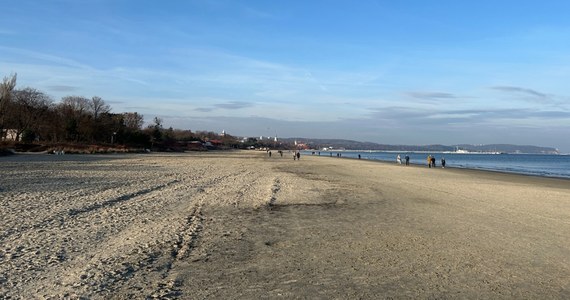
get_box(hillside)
[282,138,559,154]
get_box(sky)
[1,0,570,152]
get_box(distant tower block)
[221,130,226,136]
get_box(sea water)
[305,151,570,179]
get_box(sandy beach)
[1,150,570,299]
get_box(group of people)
[396,154,446,168]
[268,150,447,168]
[396,154,410,166]
[266,150,287,158]
[293,151,301,160]
[426,155,446,168]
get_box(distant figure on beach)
[293,153,296,160]
[358,154,361,159]
[431,156,436,168]
[397,154,401,164]
[268,151,272,157]
[405,155,410,166]
[330,153,333,157]
[441,157,446,168]
[427,155,432,168]
[296,152,301,160]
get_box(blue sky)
[1,0,570,152]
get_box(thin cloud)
[47,85,78,92]
[0,46,94,70]
[214,101,254,110]
[123,106,150,111]
[194,101,254,112]
[195,107,214,112]
[365,106,570,129]
[491,86,549,99]
[407,91,459,100]
[105,100,125,105]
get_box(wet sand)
[1,151,570,299]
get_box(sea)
[303,151,570,179]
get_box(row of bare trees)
[0,73,236,148]
[0,74,148,145]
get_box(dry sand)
[1,150,570,299]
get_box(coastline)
[338,154,570,181]
[2,151,570,298]
[304,150,570,180]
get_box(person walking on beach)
[269,151,272,157]
[358,154,361,159]
[441,157,446,168]
[431,156,436,168]
[397,154,401,164]
[296,152,301,160]
[427,155,432,168]
[405,155,410,166]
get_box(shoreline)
[3,149,570,181]
[305,152,570,189]
[304,150,570,180]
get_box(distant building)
[186,141,206,151]
[204,139,224,149]
[293,140,309,149]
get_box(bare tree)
[40,103,65,142]
[60,96,89,117]
[145,117,163,148]
[122,112,144,130]
[0,73,17,140]
[0,73,16,101]
[89,96,110,119]
[10,88,53,141]
[58,96,90,141]
[170,129,196,141]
